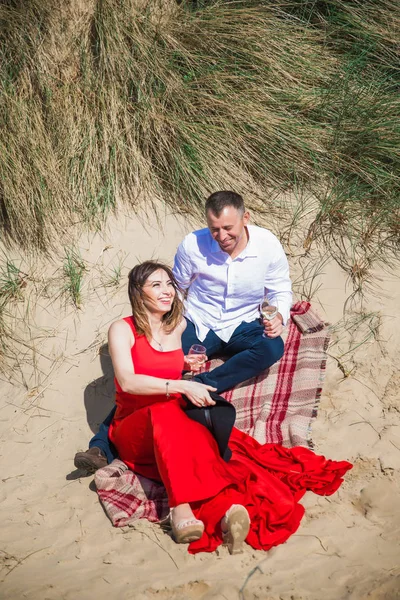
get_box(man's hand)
[263,313,284,338]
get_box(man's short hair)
[205,191,245,217]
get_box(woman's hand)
[183,353,208,373]
[180,380,217,408]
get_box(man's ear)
[243,211,250,225]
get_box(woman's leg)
[150,400,233,507]
[110,406,161,481]
[170,503,204,543]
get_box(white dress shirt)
[173,225,292,343]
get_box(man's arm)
[172,238,195,291]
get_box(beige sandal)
[170,509,204,544]
[221,504,250,555]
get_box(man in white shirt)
[74,191,291,472]
[174,190,291,393]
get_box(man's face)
[206,206,250,256]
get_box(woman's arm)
[108,319,215,407]
[179,316,188,333]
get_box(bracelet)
[165,381,170,399]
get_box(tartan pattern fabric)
[221,300,329,448]
[95,300,330,526]
[95,459,170,526]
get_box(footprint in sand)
[359,479,400,527]
[133,580,210,600]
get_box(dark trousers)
[89,406,117,463]
[88,318,284,463]
[183,318,284,393]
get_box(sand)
[0,204,399,600]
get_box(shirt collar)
[240,228,258,258]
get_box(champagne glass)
[186,344,207,378]
[260,298,278,338]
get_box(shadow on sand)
[84,343,115,433]
[67,344,115,481]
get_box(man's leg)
[74,406,117,472]
[195,320,284,393]
[182,318,224,357]
[89,406,118,463]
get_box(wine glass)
[186,344,207,378]
[260,298,278,338]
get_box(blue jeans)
[89,406,117,463]
[89,319,284,463]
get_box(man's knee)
[257,336,284,369]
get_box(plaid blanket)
[95,301,329,527]
[221,300,328,447]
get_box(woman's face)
[141,268,176,315]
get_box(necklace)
[152,336,164,352]
[152,323,164,352]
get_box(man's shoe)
[74,447,107,473]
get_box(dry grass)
[0,0,398,276]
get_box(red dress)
[109,316,352,554]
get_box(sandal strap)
[174,518,203,531]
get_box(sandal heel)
[222,505,250,555]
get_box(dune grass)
[0,256,26,360]
[63,247,87,308]
[0,0,398,280]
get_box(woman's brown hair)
[128,261,184,339]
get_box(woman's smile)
[158,296,172,307]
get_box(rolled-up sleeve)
[264,241,292,325]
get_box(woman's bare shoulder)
[178,316,187,333]
[108,318,135,342]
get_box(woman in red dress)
[108,261,352,555]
